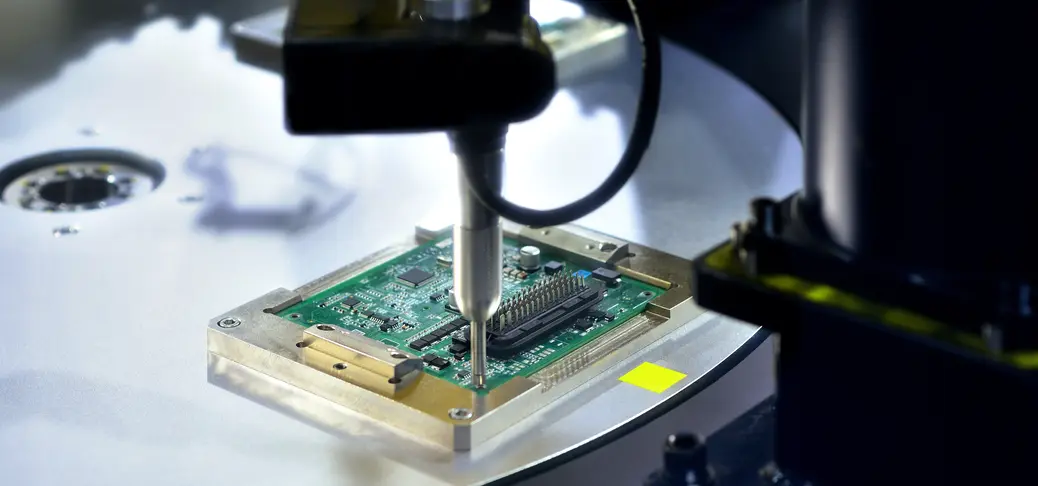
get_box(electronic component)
[519,245,541,271]
[591,267,622,287]
[588,309,616,322]
[449,331,470,355]
[574,319,594,332]
[425,317,468,344]
[544,261,564,275]
[422,354,450,370]
[504,267,529,280]
[430,293,445,302]
[574,270,592,279]
[379,319,397,332]
[428,328,448,341]
[408,339,429,351]
[360,309,374,317]
[447,288,458,310]
[485,275,605,357]
[341,296,362,308]
[397,268,434,288]
[436,255,453,267]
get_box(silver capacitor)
[519,245,542,271]
[448,287,458,310]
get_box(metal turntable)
[0,1,796,484]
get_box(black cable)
[460,0,662,227]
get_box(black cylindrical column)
[802,0,1037,284]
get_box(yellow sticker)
[618,362,687,393]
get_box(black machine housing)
[692,1,1038,485]
[283,0,556,134]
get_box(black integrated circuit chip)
[422,354,450,370]
[574,319,594,331]
[429,328,448,340]
[379,319,398,332]
[397,268,434,287]
[591,267,621,286]
[341,296,361,308]
[544,261,564,275]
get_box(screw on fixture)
[448,407,473,420]
[177,195,204,203]
[217,317,241,328]
[750,197,781,237]
[53,225,80,237]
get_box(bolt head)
[448,408,473,420]
[664,433,710,475]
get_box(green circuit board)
[277,235,663,392]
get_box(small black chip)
[574,319,594,332]
[456,370,470,379]
[544,261,564,275]
[379,320,397,332]
[342,296,362,308]
[449,343,468,354]
[409,339,429,351]
[360,309,374,317]
[397,268,434,287]
[591,267,622,286]
[430,293,445,302]
[429,329,448,340]
[452,333,470,346]
[422,354,450,369]
[587,309,615,321]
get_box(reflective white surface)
[0,3,800,485]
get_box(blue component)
[574,270,592,279]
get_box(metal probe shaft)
[452,129,505,389]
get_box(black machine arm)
[283,0,557,134]
[691,1,1038,485]
[283,0,662,228]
